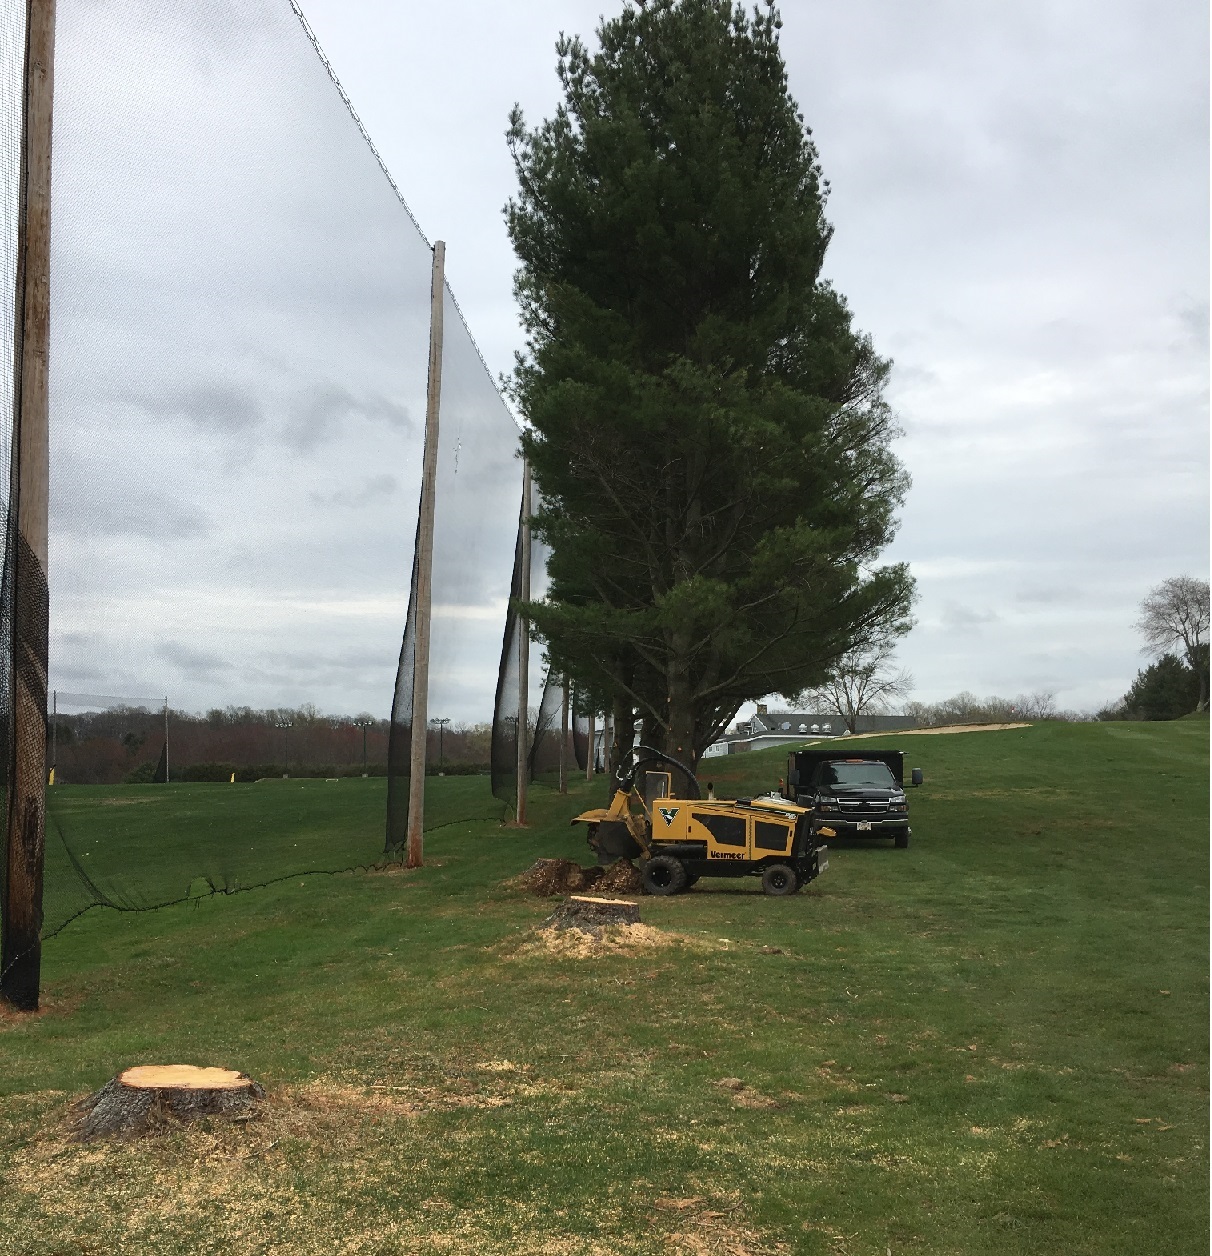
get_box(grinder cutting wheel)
[572,747,830,896]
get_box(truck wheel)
[894,832,910,849]
[642,855,688,896]
[761,864,799,896]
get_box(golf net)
[2,0,522,947]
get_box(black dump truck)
[782,749,923,848]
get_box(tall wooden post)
[558,679,568,794]
[405,241,445,868]
[586,711,594,781]
[2,0,55,1012]
[515,460,532,825]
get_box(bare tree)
[792,641,913,733]
[1136,576,1210,711]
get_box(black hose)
[616,744,701,800]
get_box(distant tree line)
[49,705,491,786]
[903,690,1087,727]
[1100,576,1209,722]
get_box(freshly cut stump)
[77,1065,264,1140]
[541,895,641,938]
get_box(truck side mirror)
[911,768,923,787]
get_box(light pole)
[352,717,373,777]
[432,717,450,769]
[275,719,293,776]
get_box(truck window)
[825,762,896,787]
[699,813,746,846]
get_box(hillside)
[1,720,1206,1255]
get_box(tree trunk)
[541,895,641,937]
[664,654,699,796]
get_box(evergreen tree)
[506,0,914,763]
[1122,652,1203,720]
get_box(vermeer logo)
[657,806,679,826]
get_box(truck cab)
[784,749,920,848]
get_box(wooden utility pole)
[515,460,532,825]
[558,679,568,794]
[405,241,445,869]
[2,0,55,1012]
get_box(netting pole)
[515,459,531,825]
[2,0,54,1013]
[586,711,594,782]
[558,679,568,794]
[405,241,445,867]
[163,697,169,784]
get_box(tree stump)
[541,895,641,937]
[77,1065,264,1140]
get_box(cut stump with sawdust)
[541,895,641,937]
[77,1065,265,1140]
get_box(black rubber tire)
[642,854,689,896]
[761,864,800,896]
[894,832,910,849]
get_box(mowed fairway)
[0,721,1206,1255]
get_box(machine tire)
[894,831,910,849]
[642,855,688,896]
[761,864,799,896]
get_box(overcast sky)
[25,0,1208,721]
[293,0,1209,715]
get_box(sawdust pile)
[518,922,686,958]
[510,858,643,897]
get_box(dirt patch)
[508,858,641,897]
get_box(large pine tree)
[507,0,914,764]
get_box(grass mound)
[2,720,1206,1254]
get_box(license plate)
[856,821,872,832]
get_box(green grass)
[1,721,1206,1254]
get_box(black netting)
[0,0,520,943]
[489,507,524,809]
[527,668,565,787]
[489,474,556,811]
[572,704,591,774]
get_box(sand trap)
[879,722,1030,736]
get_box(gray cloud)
[310,474,400,509]
[165,384,263,433]
[155,641,227,682]
[286,384,413,451]
[940,603,1000,633]
[55,491,209,541]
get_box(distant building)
[699,706,917,758]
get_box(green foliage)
[506,0,913,758]
[1122,650,1204,720]
[6,723,1207,1253]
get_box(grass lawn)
[0,720,1206,1255]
